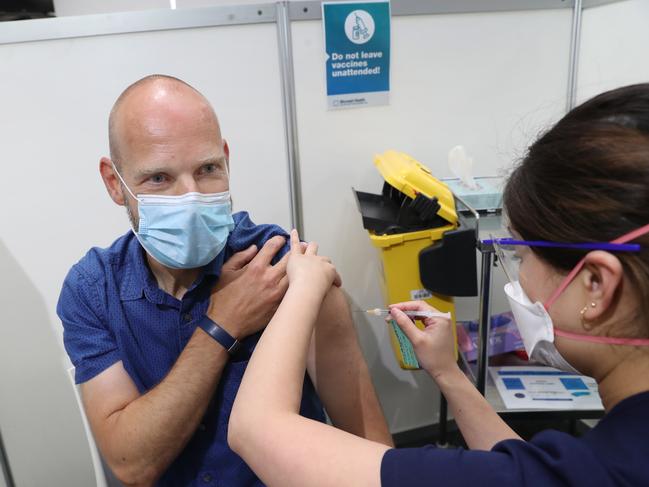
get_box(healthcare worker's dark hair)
[504,83,649,329]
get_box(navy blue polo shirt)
[382,390,649,486]
[57,211,325,487]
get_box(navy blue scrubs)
[382,391,649,486]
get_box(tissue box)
[442,177,502,211]
[456,312,524,362]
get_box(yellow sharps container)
[354,151,478,370]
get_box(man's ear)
[223,139,230,172]
[99,157,126,206]
[580,251,624,325]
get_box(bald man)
[56,75,391,487]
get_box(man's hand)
[207,235,289,340]
[214,244,259,291]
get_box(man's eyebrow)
[134,166,173,178]
[133,157,227,178]
[197,156,227,166]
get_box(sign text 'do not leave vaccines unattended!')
[322,1,391,110]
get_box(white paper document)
[490,366,604,410]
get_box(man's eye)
[200,163,227,178]
[201,163,221,174]
[149,174,167,184]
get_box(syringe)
[365,308,451,320]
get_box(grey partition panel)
[0,429,12,487]
[0,5,277,44]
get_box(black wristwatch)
[198,315,241,356]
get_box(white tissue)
[448,145,478,190]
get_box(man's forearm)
[435,367,522,450]
[102,330,229,486]
[307,287,393,446]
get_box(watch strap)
[198,315,241,355]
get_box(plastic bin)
[354,150,477,369]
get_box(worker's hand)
[287,229,342,295]
[207,235,290,340]
[390,301,458,380]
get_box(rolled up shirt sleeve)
[57,266,121,384]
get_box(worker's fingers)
[305,241,319,256]
[390,308,423,344]
[290,229,303,255]
[222,245,258,271]
[390,301,438,313]
[333,269,342,288]
[253,235,287,266]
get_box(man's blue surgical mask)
[113,164,234,269]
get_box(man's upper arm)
[58,265,140,457]
[230,212,290,265]
[57,265,121,383]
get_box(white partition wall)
[292,8,572,433]
[578,0,649,103]
[0,15,288,486]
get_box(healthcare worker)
[228,83,649,486]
